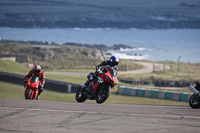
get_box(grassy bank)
[119,61,200,81]
[0,59,195,106]
[0,81,188,106]
[0,59,29,75]
[0,43,143,71]
[0,81,75,102]
[118,61,200,93]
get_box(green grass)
[118,61,200,93]
[0,59,29,74]
[107,91,188,106]
[44,59,143,72]
[0,81,188,106]
[119,61,200,81]
[0,59,194,106]
[118,59,143,71]
[45,73,87,84]
[44,69,95,73]
[0,81,76,101]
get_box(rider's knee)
[87,72,94,81]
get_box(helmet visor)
[113,61,119,66]
[35,70,41,74]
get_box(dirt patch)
[118,61,171,74]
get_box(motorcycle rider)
[82,56,119,90]
[195,81,200,89]
[24,65,45,98]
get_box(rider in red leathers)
[24,65,45,97]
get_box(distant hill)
[0,40,137,70]
[0,41,107,69]
[0,0,200,29]
[64,43,135,51]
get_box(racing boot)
[37,85,44,100]
[36,89,44,100]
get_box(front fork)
[32,89,39,100]
[24,85,28,95]
[189,86,200,96]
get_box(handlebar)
[97,65,113,74]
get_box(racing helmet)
[109,56,119,67]
[34,65,41,74]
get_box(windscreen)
[30,76,39,83]
[109,68,117,79]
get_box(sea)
[0,27,200,63]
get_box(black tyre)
[25,90,28,99]
[189,94,200,109]
[25,90,33,100]
[96,85,111,104]
[75,87,87,103]
[36,95,40,100]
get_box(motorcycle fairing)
[88,82,97,99]
[113,78,119,85]
[99,70,118,87]
[25,76,40,100]
[32,90,39,100]
[89,67,119,96]
[88,77,104,99]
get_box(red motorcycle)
[76,66,119,104]
[24,75,41,100]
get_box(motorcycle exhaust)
[189,86,200,96]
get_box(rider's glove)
[41,88,44,92]
[96,67,100,72]
[38,84,44,89]
[195,81,200,85]
[97,68,102,74]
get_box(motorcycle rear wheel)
[96,85,111,104]
[75,87,87,103]
[189,94,200,109]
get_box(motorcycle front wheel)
[96,85,111,104]
[189,94,200,109]
[25,90,33,100]
[75,87,87,103]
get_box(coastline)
[1,38,200,63]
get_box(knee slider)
[87,72,93,81]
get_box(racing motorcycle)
[188,81,200,109]
[24,75,41,100]
[76,66,119,104]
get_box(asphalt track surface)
[0,99,200,133]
